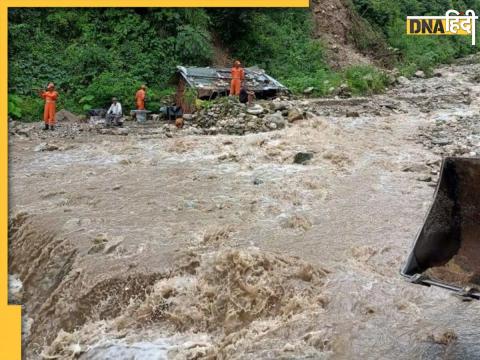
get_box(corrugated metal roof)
[176,66,288,92]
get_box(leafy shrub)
[343,66,389,95]
[282,70,342,96]
[8,94,22,119]
[175,25,213,65]
[79,95,95,112]
[8,91,46,121]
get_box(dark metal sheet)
[401,157,480,299]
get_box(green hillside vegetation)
[8,4,479,120]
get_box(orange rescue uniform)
[230,67,245,96]
[135,89,146,110]
[41,90,58,125]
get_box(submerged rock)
[288,108,304,123]
[293,152,314,164]
[417,175,432,182]
[34,142,59,152]
[264,112,286,129]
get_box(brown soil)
[311,0,380,68]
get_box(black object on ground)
[402,157,480,300]
[293,152,314,165]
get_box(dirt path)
[9,56,480,359]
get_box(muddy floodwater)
[8,57,480,359]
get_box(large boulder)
[414,70,426,78]
[56,109,80,123]
[293,152,314,164]
[273,101,289,111]
[287,108,304,123]
[264,112,286,129]
[34,142,59,152]
[246,104,264,115]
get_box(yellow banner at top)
[3,0,309,7]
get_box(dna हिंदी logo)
[407,10,478,45]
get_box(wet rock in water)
[431,138,451,146]
[346,110,360,118]
[414,70,426,78]
[433,69,443,77]
[427,330,458,345]
[293,152,314,164]
[88,242,106,254]
[246,104,264,115]
[264,112,286,129]
[116,128,129,136]
[280,213,313,231]
[273,100,289,111]
[253,178,264,185]
[417,175,432,182]
[34,142,59,152]
[288,108,304,123]
[401,163,431,173]
[99,128,114,135]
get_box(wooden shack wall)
[175,77,196,114]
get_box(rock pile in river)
[186,97,312,135]
[418,114,480,157]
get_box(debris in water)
[253,178,264,185]
[416,175,432,182]
[427,329,458,346]
[280,213,313,231]
[202,225,235,245]
[8,274,23,304]
[346,110,360,118]
[293,152,314,164]
[34,142,59,152]
[288,107,304,122]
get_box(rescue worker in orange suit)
[230,60,245,96]
[135,84,147,110]
[40,82,58,130]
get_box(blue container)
[131,110,150,123]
